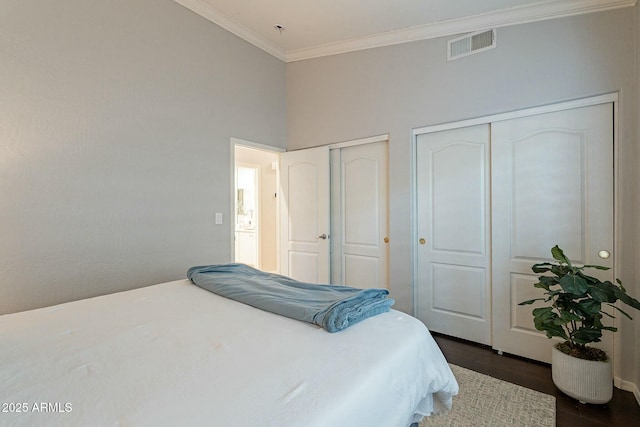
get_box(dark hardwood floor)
[433,333,640,427]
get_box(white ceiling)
[174,0,636,61]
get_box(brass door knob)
[419,238,426,245]
[384,237,389,243]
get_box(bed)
[0,276,458,426]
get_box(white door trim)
[231,137,286,153]
[288,134,389,153]
[327,133,389,150]
[412,93,619,136]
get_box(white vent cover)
[447,29,496,61]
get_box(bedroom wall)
[0,0,287,314]
[635,2,640,402]
[286,9,639,384]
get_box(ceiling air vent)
[447,29,496,61]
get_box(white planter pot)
[551,345,613,404]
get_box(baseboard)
[614,376,640,406]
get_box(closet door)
[415,124,492,345]
[330,141,389,289]
[491,103,614,363]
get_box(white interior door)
[279,147,330,283]
[415,124,492,345]
[330,141,389,289]
[491,103,614,363]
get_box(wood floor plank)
[432,333,640,427]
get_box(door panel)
[415,124,491,345]
[432,264,486,319]
[431,142,486,254]
[510,130,584,260]
[344,254,380,288]
[344,156,379,247]
[491,103,614,363]
[279,147,330,283]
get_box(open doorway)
[232,140,281,272]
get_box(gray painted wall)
[635,1,640,399]
[0,0,287,314]
[287,9,638,385]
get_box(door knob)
[598,250,611,259]
[419,238,426,245]
[317,234,328,240]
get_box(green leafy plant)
[519,245,640,361]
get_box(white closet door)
[331,141,389,289]
[415,124,492,345]
[491,103,614,363]
[279,147,330,283]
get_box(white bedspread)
[0,280,458,427]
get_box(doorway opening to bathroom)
[232,140,282,273]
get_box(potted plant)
[519,245,640,404]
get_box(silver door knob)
[317,234,328,240]
[598,250,611,259]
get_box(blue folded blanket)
[187,263,394,332]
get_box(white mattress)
[0,280,458,427]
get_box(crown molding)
[173,0,287,61]
[286,0,637,62]
[174,0,636,63]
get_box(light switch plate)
[215,213,223,224]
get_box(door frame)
[230,138,285,269]
[327,133,389,150]
[410,93,620,372]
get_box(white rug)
[420,364,556,427]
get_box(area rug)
[420,364,556,427]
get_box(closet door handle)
[317,234,328,240]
